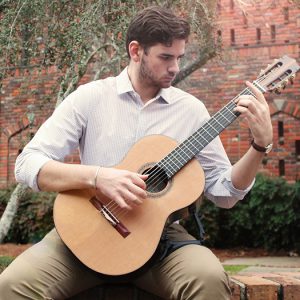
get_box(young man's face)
[139,39,186,89]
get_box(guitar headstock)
[256,55,299,94]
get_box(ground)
[0,243,282,261]
[0,243,32,258]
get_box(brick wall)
[182,0,300,180]
[1,0,300,188]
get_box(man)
[0,6,273,300]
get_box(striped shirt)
[15,67,252,208]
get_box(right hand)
[95,167,148,210]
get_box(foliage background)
[184,174,300,252]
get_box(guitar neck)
[157,84,264,178]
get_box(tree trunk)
[0,184,28,243]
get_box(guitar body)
[54,135,205,276]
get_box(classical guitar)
[54,56,299,276]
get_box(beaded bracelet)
[94,166,101,189]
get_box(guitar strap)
[158,203,205,261]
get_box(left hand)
[234,81,273,147]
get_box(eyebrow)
[160,53,185,59]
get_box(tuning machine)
[289,74,296,85]
[281,79,289,89]
[274,87,282,94]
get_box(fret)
[205,121,221,135]
[201,125,215,139]
[157,102,240,177]
[210,117,225,132]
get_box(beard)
[139,56,173,89]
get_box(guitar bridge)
[90,197,130,238]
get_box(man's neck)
[127,65,160,104]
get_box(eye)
[160,55,172,61]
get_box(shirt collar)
[116,67,173,104]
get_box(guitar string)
[120,67,292,202]
[104,87,258,218]
[100,69,297,220]
[141,85,260,192]
[107,101,248,219]
[102,105,246,218]
[133,68,291,191]
[144,76,269,189]
[102,80,264,217]
[106,66,293,215]
[102,78,267,217]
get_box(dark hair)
[126,6,190,57]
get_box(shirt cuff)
[15,154,52,192]
[221,166,255,199]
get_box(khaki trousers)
[0,224,231,299]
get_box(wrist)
[251,139,273,154]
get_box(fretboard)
[156,86,257,178]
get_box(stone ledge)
[230,272,300,300]
[88,273,300,300]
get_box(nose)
[168,59,180,75]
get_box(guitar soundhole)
[143,166,169,193]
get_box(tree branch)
[173,47,217,86]
[56,43,116,106]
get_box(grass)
[223,264,249,275]
[0,255,14,274]
[0,255,249,276]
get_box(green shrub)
[0,256,14,274]
[190,174,300,252]
[0,186,56,243]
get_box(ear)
[128,41,142,62]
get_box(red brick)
[231,275,280,300]
[265,275,300,300]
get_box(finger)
[235,97,258,114]
[128,183,147,199]
[132,174,148,190]
[246,81,266,103]
[114,195,132,210]
[123,189,143,205]
[233,105,249,116]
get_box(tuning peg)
[289,74,295,85]
[274,87,282,94]
[282,79,289,89]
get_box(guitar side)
[54,134,205,276]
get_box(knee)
[174,246,231,299]
[195,262,230,290]
[179,264,231,300]
[188,255,229,283]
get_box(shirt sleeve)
[188,97,254,209]
[14,87,87,191]
[195,134,254,209]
